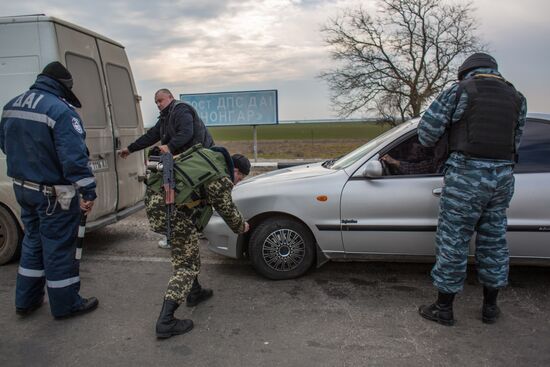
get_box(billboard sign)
[180,89,278,127]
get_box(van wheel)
[248,217,315,280]
[0,206,22,265]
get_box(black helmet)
[231,154,251,176]
[457,53,498,80]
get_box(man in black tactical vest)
[417,53,527,326]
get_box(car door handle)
[432,188,443,197]
[115,137,121,150]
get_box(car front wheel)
[248,217,315,280]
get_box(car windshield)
[329,122,414,170]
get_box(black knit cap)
[40,61,82,108]
[232,154,251,175]
[457,53,498,80]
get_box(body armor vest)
[146,144,229,231]
[449,75,522,160]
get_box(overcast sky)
[2,0,549,126]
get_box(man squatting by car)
[120,88,251,338]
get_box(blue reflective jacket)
[0,75,96,200]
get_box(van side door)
[96,40,146,211]
[55,24,117,221]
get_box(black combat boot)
[186,277,213,307]
[419,292,456,326]
[16,296,44,316]
[156,299,194,339]
[55,297,99,319]
[482,286,500,324]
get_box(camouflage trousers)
[432,165,515,294]
[145,187,200,304]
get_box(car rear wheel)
[0,205,22,265]
[249,217,315,280]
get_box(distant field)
[210,122,394,159]
[209,122,391,141]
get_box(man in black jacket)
[119,88,213,157]
[119,88,215,304]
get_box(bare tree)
[320,0,484,125]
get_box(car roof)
[527,113,550,122]
[413,113,548,125]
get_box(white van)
[0,15,147,264]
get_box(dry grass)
[217,138,367,160]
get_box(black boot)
[156,299,194,339]
[482,286,500,324]
[186,278,213,307]
[55,297,99,319]
[16,296,44,316]
[419,292,456,326]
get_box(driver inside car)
[380,140,444,175]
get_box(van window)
[106,64,138,128]
[66,54,107,128]
[515,119,550,173]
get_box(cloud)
[475,0,550,113]
[1,0,548,122]
[0,0,374,122]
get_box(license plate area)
[89,159,108,172]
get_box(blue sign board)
[180,90,278,127]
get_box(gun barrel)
[161,152,175,247]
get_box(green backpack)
[146,144,229,230]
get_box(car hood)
[235,162,340,189]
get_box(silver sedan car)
[205,113,550,279]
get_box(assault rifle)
[160,152,175,246]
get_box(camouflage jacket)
[418,68,527,170]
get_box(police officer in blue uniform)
[0,62,99,319]
[417,53,527,325]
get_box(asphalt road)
[1,210,549,367]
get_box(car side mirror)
[362,160,383,178]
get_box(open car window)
[380,134,444,176]
[331,122,413,170]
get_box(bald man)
[119,88,213,158]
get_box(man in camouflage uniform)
[119,88,216,306]
[417,53,527,326]
[146,149,250,338]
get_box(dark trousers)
[14,185,83,317]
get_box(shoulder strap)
[443,83,465,160]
